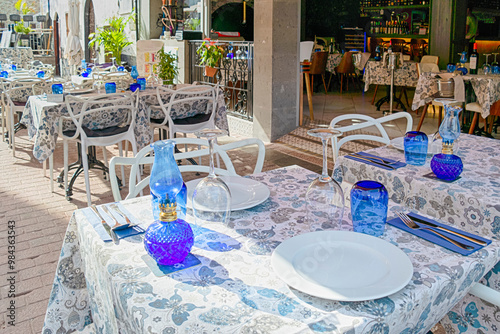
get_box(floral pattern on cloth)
[20,87,229,162]
[363,60,419,91]
[326,53,343,74]
[0,47,34,68]
[412,72,500,118]
[42,166,500,334]
[333,135,500,334]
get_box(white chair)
[109,137,266,202]
[101,72,133,91]
[299,41,315,62]
[60,92,138,206]
[329,112,413,161]
[420,55,439,65]
[152,85,217,140]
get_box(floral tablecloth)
[20,87,228,162]
[333,135,500,333]
[0,47,34,68]
[412,72,500,118]
[42,165,500,334]
[325,53,343,73]
[363,60,418,91]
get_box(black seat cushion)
[151,113,212,126]
[63,125,130,138]
[13,101,26,107]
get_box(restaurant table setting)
[363,60,419,92]
[0,47,34,68]
[19,84,229,162]
[42,130,500,334]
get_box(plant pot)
[204,66,218,78]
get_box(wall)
[0,0,40,17]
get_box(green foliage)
[157,48,179,84]
[196,39,225,68]
[14,21,31,34]
[15,0,33,15]
[88,12,135,64]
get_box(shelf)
[370,34,428,38]
[364,5,429,10]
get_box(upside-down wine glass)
[491,53,499,74]
[109,57,117,73]
[483,54,491,75]
[305,128,345,232]
[192,129,231,232]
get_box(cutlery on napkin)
[346,151,406,170]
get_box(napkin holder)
[46,94,64,103]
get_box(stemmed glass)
[192,129,231,230]
[93,79,104,94]
[482,54,491,75]
[147,62,161,87]
[305,128,345,232]
[109,57,117,73]
[491,53,499,74]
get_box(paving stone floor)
[0,86,494,333]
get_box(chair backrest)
[0,30,11,48]
[299,41,314,62]
[5,78,46,103]
[421,55,439,64]
[335,51,355,74]
[310,51,328,75]
[329,112,413,160]
[410,39,428,59]
[417,62,440,76]
[61,93,136,141]
[109,138,237,201]
[390,39,407,54]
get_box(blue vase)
[144,140,193,265]
[131,65,139,81]
[350,180,388,237]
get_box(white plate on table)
[186,175,270,211]
[67,88,95,95]
[271,231,413,301]
[390,136,442,155]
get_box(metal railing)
[189,41,254,121]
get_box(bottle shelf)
[371,34,428,38]
[363,5,429,10]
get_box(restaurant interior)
[2,0,500,333]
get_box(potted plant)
[88,12,135,65]
[196,38,225,77]
[157,48,179,85]
[14,0,32,48]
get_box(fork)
[109,203,136,228]
[397,212,473,250]
[101,205,130,230]
[351,152,399,165]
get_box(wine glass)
[192,129,231,231]
[491,53,500,74]
[109,57,117,73]
[93,79,104,94]
[482,54,491,75]
[305,128,345,232]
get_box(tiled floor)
[0,85,490,333]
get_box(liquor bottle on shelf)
[469,42,479,74]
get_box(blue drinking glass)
[457,67,468,75]
[1,71,9,78]
[404,131,428,166]
[105,82,116,94]
[86,67,92,74]
[11,64,17,71]
[350,180,388,237]
[36,71,45,78]
[447,63,456,73]
[51,84,63,94]
[118,66,125,72]
[130,83,140,92]
[137,77,146,90]
[492,64,500,75]
[81,71,89,78]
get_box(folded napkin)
[345,151,406,171]
[82,203,145,242]
[387,212,491,255]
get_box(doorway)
[84,0,96,61]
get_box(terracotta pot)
[204,66,218,77]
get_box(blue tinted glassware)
[86,67,92,74]
[130,65,139,80]
[447,63,456,73]
[130,83,140,92]
[350,180,388,237]
[430,154,463,181]
[144,140,194,265]
[404,131,428,166]
[81,72,89,78]
[137,77,146,90]
[36,71,45,78]
[0,71,8,78]
[118,66,125,72]
[152,182,187,221]
[438,102,461,146]
[11,64,16,71]
[105,82,116,94]
[51,84,63,94]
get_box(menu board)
[136,40,164,78]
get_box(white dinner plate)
[186,175,270,211]
[390,136,442,155]
[67,88,95,95]
[271,231,413,301]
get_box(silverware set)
[90,204,137,244]
[347,153,398,170]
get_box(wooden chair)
[390,38,409,55]
[333,51,356,94]
[309,51,328,94]
[369,38,387,58]
[410,39,428,61]
[467,100,500,135]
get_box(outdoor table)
[412,72,500,118]
[0,47,34,68]
[363,60,419,92]
[20,86,229,162]
[42,165,500,333]
[333,134,500,332]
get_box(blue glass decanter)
[430,101,463,181]
[144,140,194,265]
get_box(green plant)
[157,48,179,84]
[15,0,33,15]
[196,39,225,68]
[14,21,31,34]
[88,12,135,64]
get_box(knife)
[90,205,119,244]
[347,154,396,170]
[408,214,487,246]
[109,203,135,227]
[351,152,398,165]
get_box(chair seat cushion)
[63,125,130,138]
[151,113,212,126]
[13,101,26,107]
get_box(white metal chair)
[60,92,138,206]
[109,137,266,202]
[329,112,413,161]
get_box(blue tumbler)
[51,84,64,94]
[105,82,116,94]
[137,78,146,90]
[350,180,389,237]
[404,131,428,166]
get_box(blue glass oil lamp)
[144,140,194,265]
[430,100,463,181]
